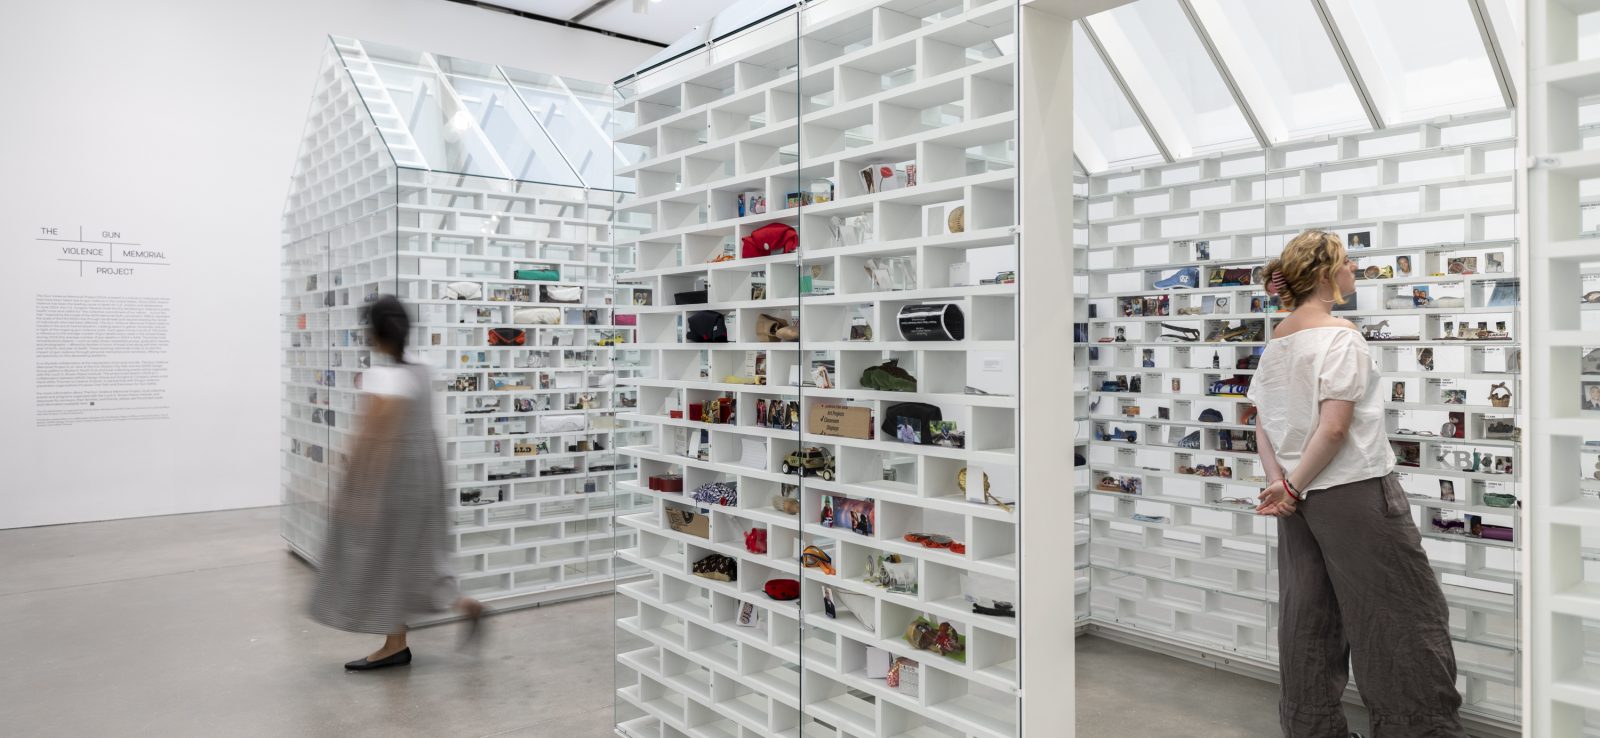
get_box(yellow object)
[947,205,965,233]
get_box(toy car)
[595,332,625,347]
[781,447,835,480]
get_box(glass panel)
[1072,23,1163,172]
[345,38,582,186]
[1324,0,1505,124]
[503,69,622,189]
[1086,0,1257,156]
[1188,0,1370,141]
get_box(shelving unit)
[1082,110,1525,724]
[280,37,643,610]
[1529,2,1600,735]
[612,2,1031,736]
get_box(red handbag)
[741,223,797,258]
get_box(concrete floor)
[0,506,1370,738]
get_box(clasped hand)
[1256,479,1297,517]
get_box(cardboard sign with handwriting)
[809,404,874,439]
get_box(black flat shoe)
[345,648,411,671]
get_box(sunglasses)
[1396,429,1436,436]
[800,545,836,575]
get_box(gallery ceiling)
[470,0,746,45]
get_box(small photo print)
[823,586,837,619]
[1583,382,1600,411]
[1447,256,1478,275]
[1442,389,1468,405]
[821,495,875,537]
[1439,480,1456,502]
[1347,231,1371,249]
[929,421,965,449]
[1194,240,1211,261]
[1396,254,1413,276]
[1411,285,1430,307]
[1416,347,1434,371]
[1390,381,1407,403]
[634,290,653,306]
[896,418,923,444]
[1392,440,1421,467]
[1485,251,1506,273]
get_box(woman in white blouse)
[1247,230,1466,738]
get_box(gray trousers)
[1277,473,1468,738]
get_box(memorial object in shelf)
[780,447,835,480]
[1583,382,1600,411]
[810,404,873,440]
[820,495,874,537]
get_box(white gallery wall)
[0,0,655,529]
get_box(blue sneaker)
[1154,267,1199,289]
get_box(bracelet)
[1281,479,1303,500]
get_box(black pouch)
[675,290,709,305]
[687,311,728,343]
[881,402,942,444]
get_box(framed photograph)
[821,495,875,537]
[1439,480,1456,502]
[634,290,653,306]
[1391,381,1407,403]
[1584,382,1600,411]
[1347,231,1371,249]
[1442,389,1467,405]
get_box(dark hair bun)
[365,295,410,357]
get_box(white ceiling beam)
[1175,0,1271,151]
[1469,0,1519,109]
[1078,20,1174,163]
[1308,0,1385,130]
